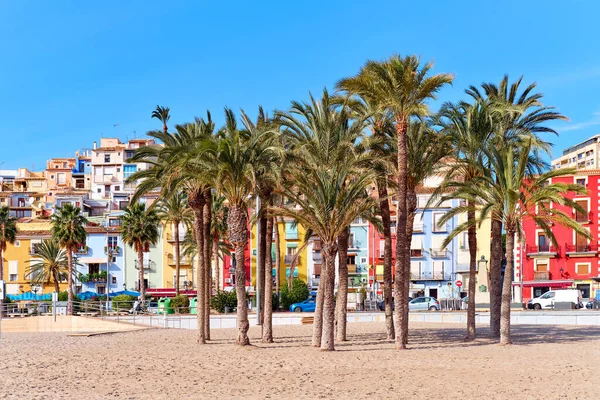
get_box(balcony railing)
[430,249,447,258]
[134,260,157,271]
[166,233,186,242]
[410,271,448,280]
[413,223,424,233]
[575,211,593,223]
[167,256,191,266]
[104,245,120,255]
[526,244,559,254]
[565,243,599,254]
[534,271,550,280]
[75,245,88,255]
[312,253,323,263]
[284,254,298,264]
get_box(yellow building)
[456,213,492,303]
[2,222,69,296]
[249,218,309,290]
[161,222,193,291]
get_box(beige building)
[552,134,600,170]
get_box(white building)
[552,134,600,170]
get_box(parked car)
[408,297,440,311]
[290,298,316,312]
[586,299,599,309]
[147,301,159,314]
[527,289,583,310]
[376,297,412,311]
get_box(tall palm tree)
[152,105,171,133]
[210,193,229,292]
[156,191,192,295]
[337,54,453,349]
[51,204,88,315]
[441,141,588,344]
[466,75,567,338]
[120,203,160,306]
[25,239,71,293]
[438,101,492,340]
[129,113,217,344]
[211,108,282,346]
[0,206,17,317]
[277,90,376,350]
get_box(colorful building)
[161,222,194,291]
[518,169,600,302]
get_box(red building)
[518,170,600,301]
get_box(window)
[575,199,589,222]
[540,291,555,299]
[108,236,118,249]
[114,186,120,191]
[537,201,550,216]
[97,285,106,295]
[56,173,66,185]
[14,240,20,247]
[8,261,18,281]
[575,230,589,252]
[124,165,137,180]
[111,276,117,284]
[104,154,110,163]
[537,233,549,252]
[432,213,446,232]
[88,263,100,274]
[285,222,298,240]
[347,255,356,265]
[576,263,591,275]
[410,236,423,257]
[286,246,297,256]
[576,178,586,186]
[534,259,549,272]
[97,188,101,193]
[116,167,121,173]
[50,174,55,180]
[348,232,356,248]
[360,257,367,264]
[460,232,468,250]
[9,274,17,281]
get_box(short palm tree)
[440,141,588,345]
[337,54,453,349]
[151,105,171,133]
[25,239,71,293]
[120,203,160,305]
[0,206,17,315]
[156,191,192,295]
[51,204,88,314]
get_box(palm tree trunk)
[1,247,5,319]
[53,269,60,293]
[335,227,349,342]
[67,249,74,315]
[257,212,267,325]
[228,205,250,346]
[174,221,181,296]
[394,118,409,350]
[466,205,477,341]
[321,242,337,351]
[275,216,282,298]
[500,227,515,345]
[203,191,212,341]
[213,237,220,291]
[401,190,417,346]
[137,248,146,306]
[377,179,395,339]
[312,261,325,347]
[188,189,206,344]
[489,218,503,338]
[263,215,274,343]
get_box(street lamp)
[183,281,188,293]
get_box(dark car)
[377,297,412,311]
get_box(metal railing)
[527,244,560,254]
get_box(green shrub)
[112,294,136,311]
[170,295,190,313]
[211,290,237,313]
[280,278,310,310]
[58,291,81,303]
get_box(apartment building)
[552,134,600,170]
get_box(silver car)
[408,297,440,311]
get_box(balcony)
[284,254,298,264]
[575,211,593,224]
[94,175,119,184]
[78,271,107,284]
[312,253,323,263]
[75,245,88,255]
[565,243,598,257]
[104,245,121,255]
[410,249,424,258]
[534,271,550,281]
[413,223,424,233]
[526,244,559,258]
[167,255,191,266]
[166,233,186,243]
[134,260,157,271]
[410,271,448,281]
[430,249,447,258]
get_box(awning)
[512,280,573,288]
[286,243,298,248]
[78,257,107,264]
[84,200,107,208]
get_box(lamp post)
[478,255,488,303]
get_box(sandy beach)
[1,322,598,399]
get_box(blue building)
[348,217,370,289]
[75,225,124,296]
[409,194,460,299]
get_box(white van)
[528,289,583,310]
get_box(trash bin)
[157,297,173,315]
[189,297,198,315]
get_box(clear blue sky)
[1,0,599,170]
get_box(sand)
[0,321,598,399]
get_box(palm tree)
[438,101,492,340]
[51,204,88,315]
[120,203,160,305]
[152,105,171,133]
[210,193,229,292]
[337,54,453,349]
[277,90,376,350]
[211,108,282,346]
[0,206,17,317]
[25,239,71,293]
[156,191,192,295]
[466,75,567,338]
[441,141,588,344]
[129,113,217,344]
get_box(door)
[539,291,555,308]
[538,234,549,252]
[429,289,438,299]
